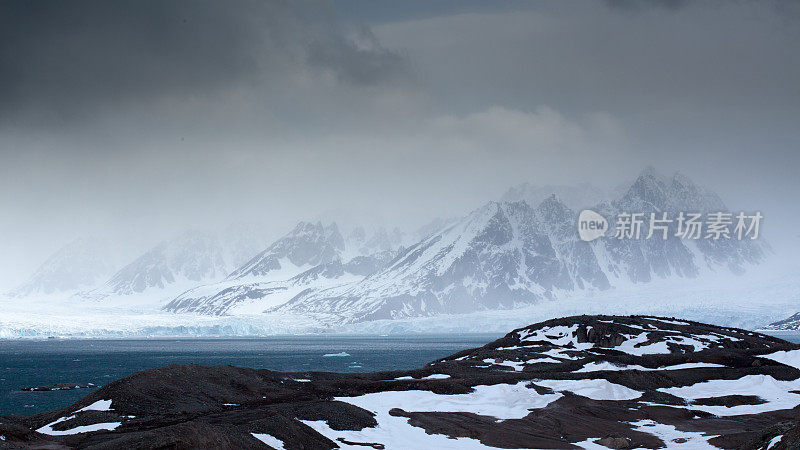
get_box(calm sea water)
[0,334,498,416]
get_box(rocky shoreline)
[2,315,800,449]
[20,383,96,392]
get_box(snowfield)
[657,374,800,416]
[300,382,561,450]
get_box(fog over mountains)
[7,238,118,297]
[7,169,768,327]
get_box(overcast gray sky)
[1,0,799,289]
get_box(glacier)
[0,264,796,338]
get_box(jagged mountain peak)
[501,181,612,211]
[268,170,766,323]
[668,172,726,212]
[274,198,607,321]
[104,231,228,295]
[617,168,671,212]
[616,168,726,214]
[227,220,345,280]
[534,195,573,222]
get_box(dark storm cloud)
[604,0,689,11]
[306,26,407,86]
[1,0,800,290]
[0,0,409,124]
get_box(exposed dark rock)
[595,436,632,449]
[13,315,800,449]
[692,395,768,407]
[21,383,95,392]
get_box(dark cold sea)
[0,334,499,416]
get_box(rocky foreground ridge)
[2,316,800,449]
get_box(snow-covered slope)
[272,169,767,323]
[163,222,399,315]
[102,231,228,295]
[227,222,345,280]
[273,199,611,322]
[761,313,800,331]
[7,238,117,297]
[594,168,765,282]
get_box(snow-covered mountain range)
[269,170,765,322]
[6,168,770,329]
[8,225,273,303]
[160,169,767,323]
[163,222,403,315]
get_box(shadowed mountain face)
[6,316,800,449]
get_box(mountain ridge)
[162,169,768,323]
